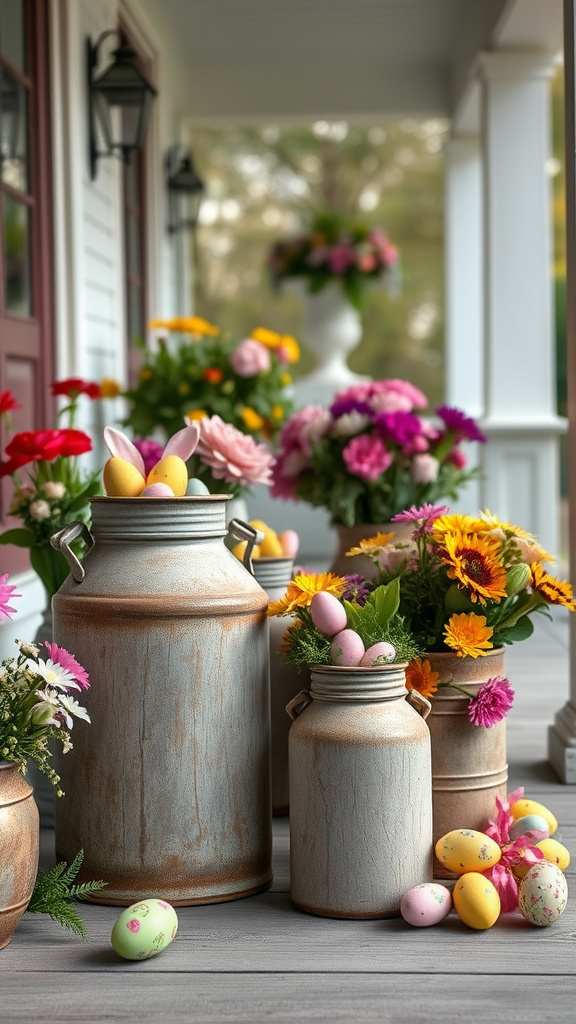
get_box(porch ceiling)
[140,0,563,123]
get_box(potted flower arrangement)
[350,503,575,859]
[270,378,486,573]
[268,210,399,310]
[121,315,299,445]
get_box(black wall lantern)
[87,30,157,180]
[166,145,205,234]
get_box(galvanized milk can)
[252,557,300,816]
[287,664,433,918]
[51,497,272,906]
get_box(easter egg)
[534,838,571,872]
[508,814,549,841]
[278,529,299,558]
[518,861,568,926]
[510,798,557,836]
[310,591,348,636]
[232,540,261,562]
[435,829,502,874]
[400,883,452,927]
[331,629,365,667]
[453,872,501,930]
[103,458,146,497]
[111,898,178,960]
[259,530,285,558]
[140,483,175,497]
[147,456,188,496]
[360,642,396,666]
[186,477,210,495]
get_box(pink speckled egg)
[360,642,396,666]
[140,483,175,497]
[331,629,365,666]
[278,529,299,558]
[310,591,348,637]
[401,883,453,927]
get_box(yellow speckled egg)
[111,898,178,960]
[510,798,557,836]
[518,861,568,926]
[453,872,501,930]
[534,839,571,872]
[103,457,145,497]
[232,540,261,562]
[147,456,188,496]
[435,829,502,874]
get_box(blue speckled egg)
[509,814,549,841]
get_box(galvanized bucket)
[287,664,433,918]
[51,497,272,906]
[252,557,300,816]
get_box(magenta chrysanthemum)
[0,573,20,620]
[196,415,274,487]
[44,642,90,690]
[436,405,487,443]
[467,676,514,727]
[132,438,164,476]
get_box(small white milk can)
[51,497,272,906]
[287,664,433,918]
[252,557,301,816]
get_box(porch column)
[477,52,565,555]
[444,134,483,512]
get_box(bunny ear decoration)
[103,426,146,477]
[163,422,201,462]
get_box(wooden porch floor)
[2,613,575,1023]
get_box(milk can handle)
[286,690,312,720]
[406,689,432,719]
[50,521,95,583]
[227,519,265,575]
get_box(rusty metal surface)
[0,763,39,949]
[52,498,272,905]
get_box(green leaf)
[496,616,534,645]
[367,579,400,627]
[0,527,36,547]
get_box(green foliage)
[27,850,107,938]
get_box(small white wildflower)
[58,693,91,729]
[8,484,35,513]
[42,481,66,499]
[29,500,51,521]
[17,640,39,658]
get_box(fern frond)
[26,849,107,938]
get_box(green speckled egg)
[111,898,178,960]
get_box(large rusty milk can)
[51,496,272,906]
[287,664,432,919]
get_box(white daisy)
[29,658,81,691]
[58,693,91,729]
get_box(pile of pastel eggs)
[102,425,205,498]
[309,591,396,667]
[231,520,299,561]
[401,798,570,931]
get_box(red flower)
[202,367,224,384]
[51,378,102,400]
[0,390,20,415]
[0,429,92,476]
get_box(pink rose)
[229,339,271,377]
[342,434,393,482]
[195,415,274,488]
[411,453,440,483]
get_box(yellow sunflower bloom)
[441,532,508,605]
[346,532,396,557]
[431,514,492,537]
[268,572,347,616]
[279,621,303,654]
[241,407,266,431]
[443,613,494,658]
[530,563,576,611]
[405,659,440,698]
[100,377,121,398]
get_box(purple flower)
[0,573,20,620]
[392,503,449,524]
[329,394,372,419]
[375,411,423,447]
[342,574,370,606]
[468,677,515,727]
[132,438,164,476]
[342,434,393,481]
[436,406,487,443]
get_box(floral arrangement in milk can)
[0,381,116,599]
[271,379,486,527]
[348,503,575,726]
[121,315,299,446]
[0,575,91,794]
[268,210,399,309]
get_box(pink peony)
[195,415,274,488]
[342,434,393,481]
[410,453,440,483]
[467,677,515,727]
[229,339,271,377]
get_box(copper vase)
[0,761,40,949]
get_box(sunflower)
[279,621,303,654]
[443,613,494,658]
[346,532,395,556]
[431,514,492,538]
[441,532,508,605]
[530,563,576,611]
[267,572,347,616]
[405,659,440,698]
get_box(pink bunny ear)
[103,426,146,476]
[163,423,201,461]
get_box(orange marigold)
[405,659,440,699]
[443,613,494,658]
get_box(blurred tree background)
[189,118,448,404]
